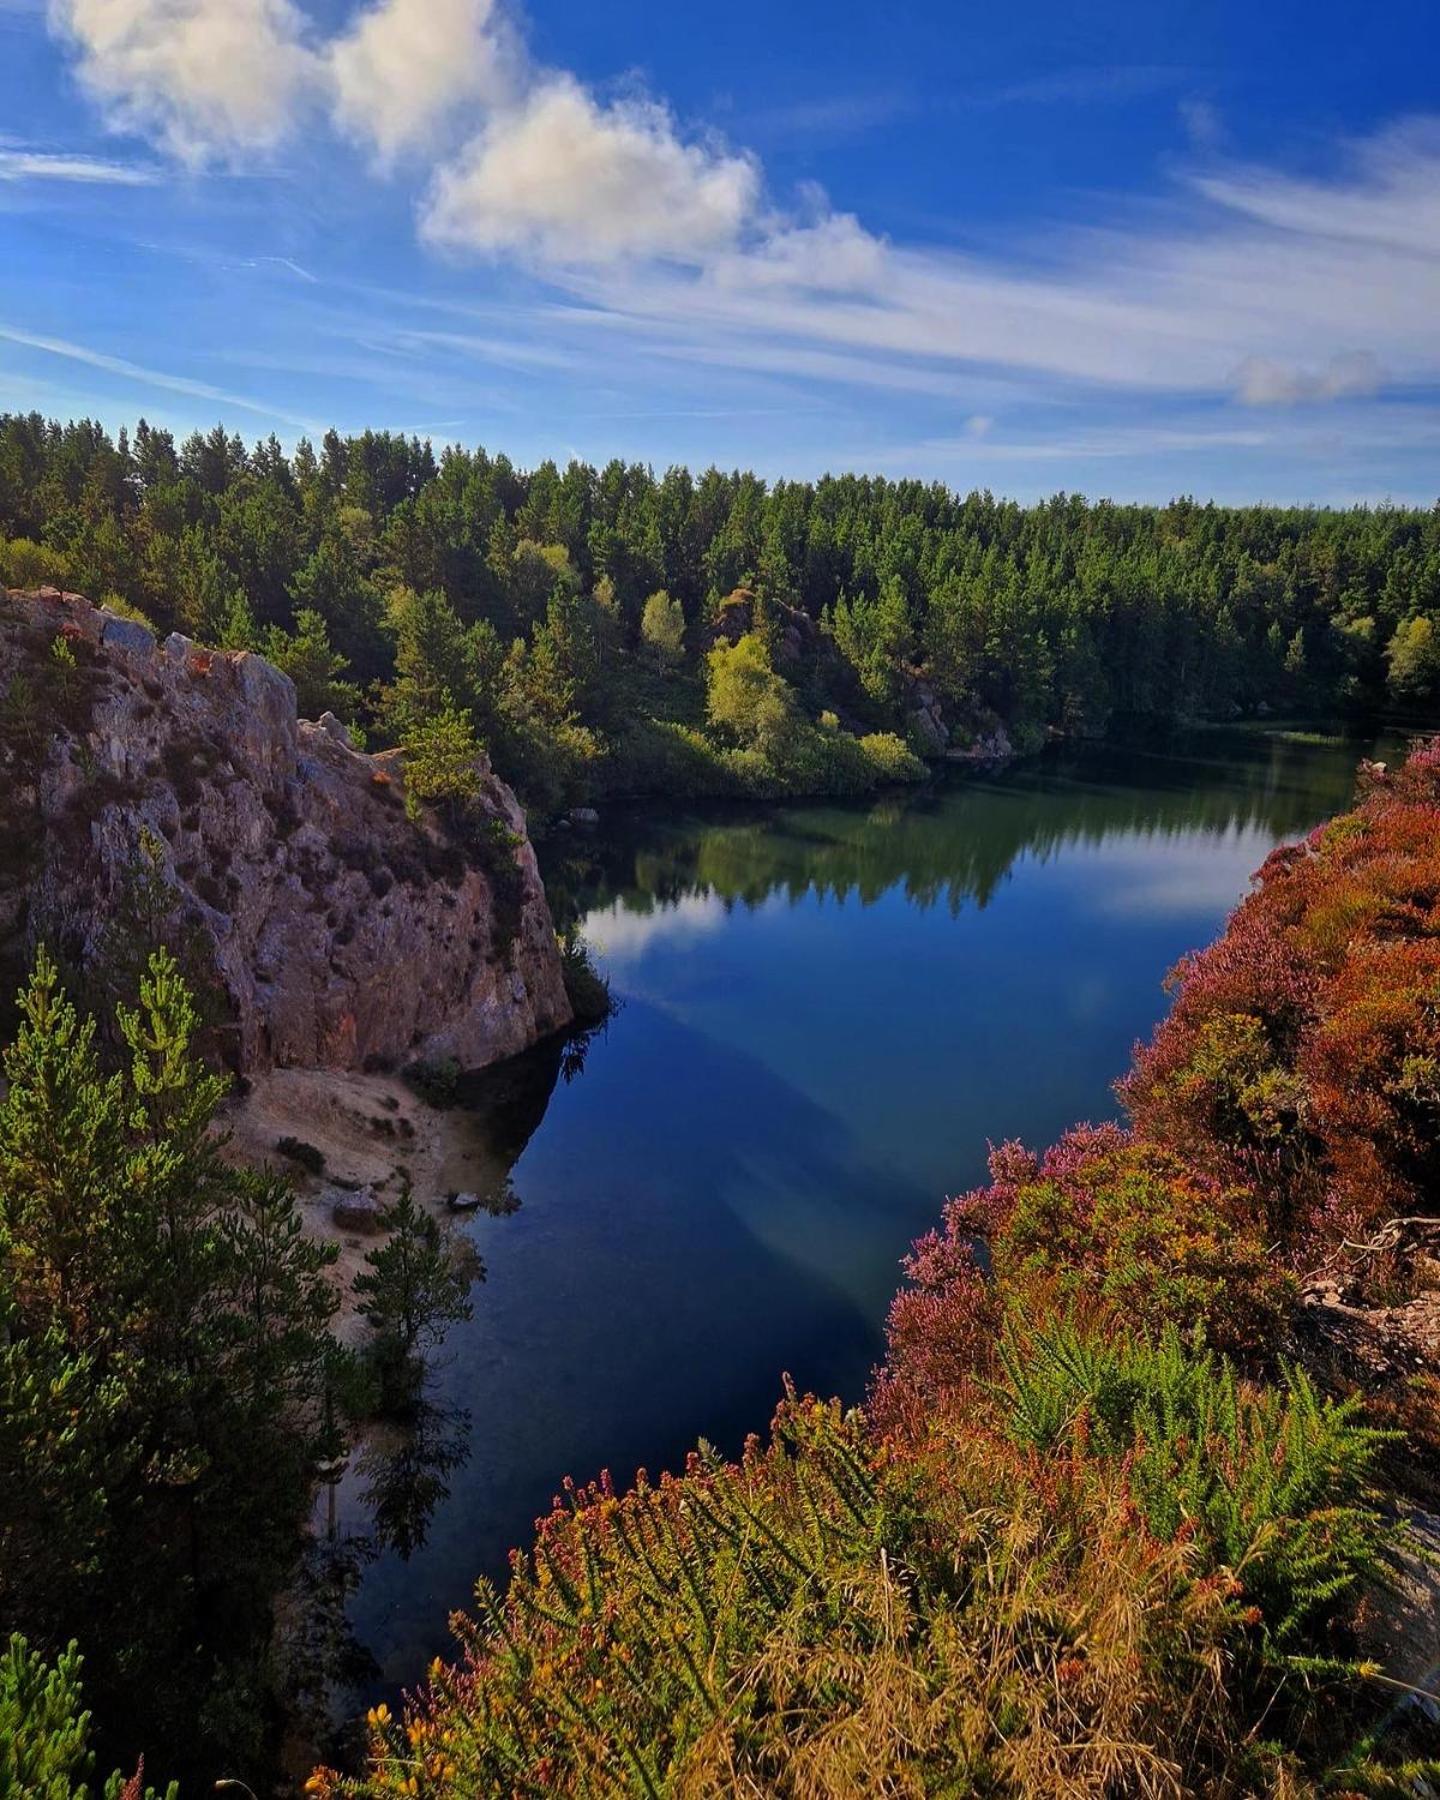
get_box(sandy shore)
[221,1069,511,1344]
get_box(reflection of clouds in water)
[1065,972,1113,1022]
[581,890,735,961]
[1074,825,1277,919]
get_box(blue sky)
[2,0,1438,503]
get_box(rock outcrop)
[0,588,572,1072]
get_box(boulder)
[907,705,947,756]
[329,1188,384,1233]
[99,612,156,658]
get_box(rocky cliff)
[0,588,572,1072]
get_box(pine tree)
[0,1633,178,1800]
[0,949,343,1786]
[354,1186,474,1408]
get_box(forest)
[3,413,1440,814]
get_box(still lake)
[330,726,1405,1701]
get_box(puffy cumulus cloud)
[1233,351,1384,407]
[48,0,316,162]
[326,0,517,166]
[421,76,760,265]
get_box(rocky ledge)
[0,588,572,1072]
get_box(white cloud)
[0,147,160,182]
[706,212,886,294]
[326,0,516,165]
[1233,351,1383,406]
[422,76,760,265]
[48,0,316,162]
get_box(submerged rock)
[0,587,573,1074]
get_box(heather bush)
[1125,736,1440,1249]
[876,1125,1295,1432]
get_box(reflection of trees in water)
[297,1401,474,1762]
[543,733,1382,930]
[291,1014,607,1757]
[357,1400,474,1563]
[278,1535,380,1772]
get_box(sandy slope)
[222,1069,507,1344]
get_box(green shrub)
[857,730,927,783]
[0,1633,177,1799]
[0,537,72,591]
[275,1134,326,1176]
[403,1055,462,1108]
[401,702,483,822]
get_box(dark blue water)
[330,727,1406,1698]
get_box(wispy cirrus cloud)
[980,63,1188,107]
[0,321,319,426]
[0,146,159,182]
[527,116,1440,411]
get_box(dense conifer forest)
[4,413,1439,811]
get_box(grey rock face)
[99,612,157,658]
[0,588,573,1074]
[907,705,948,756]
